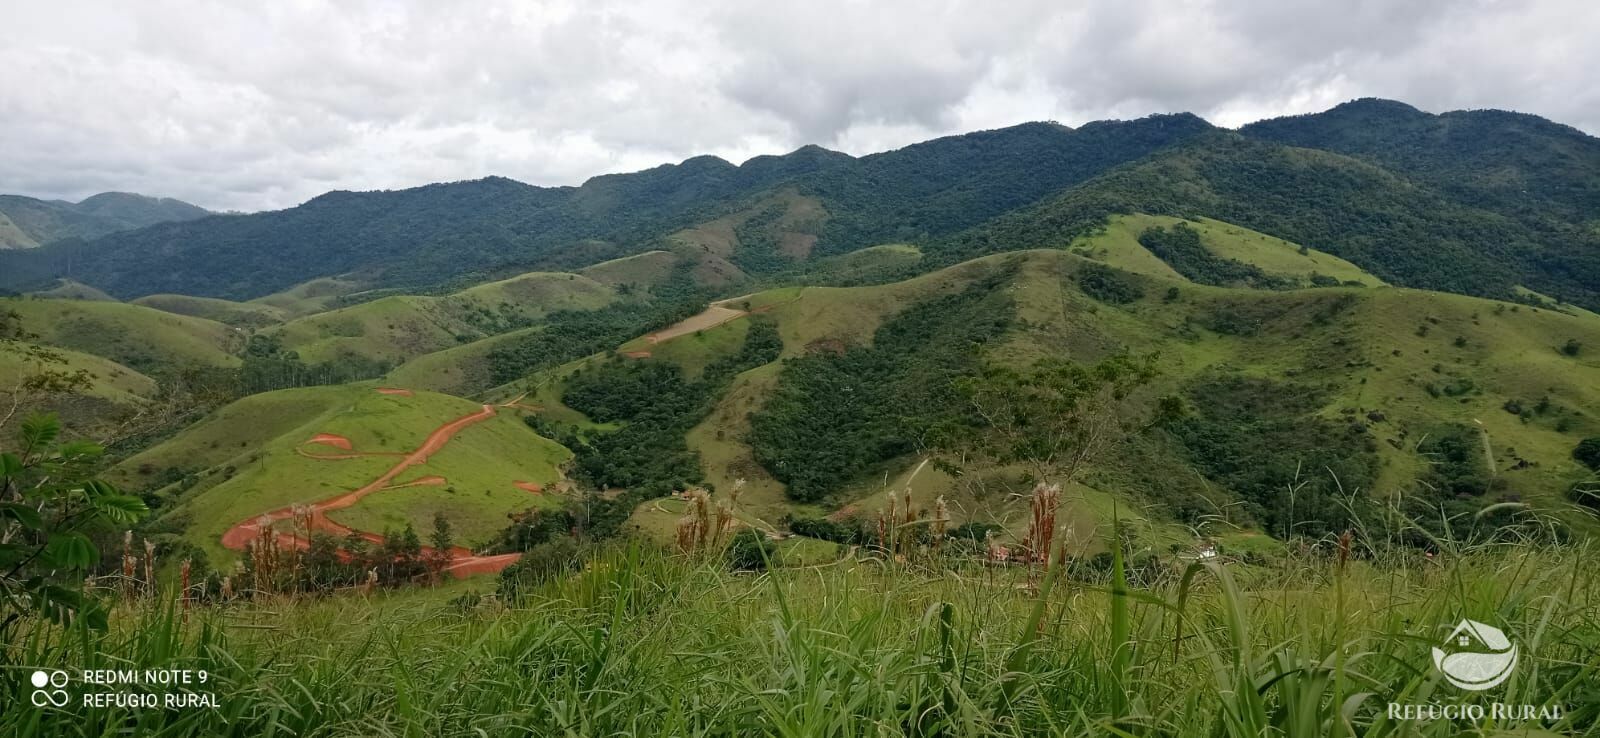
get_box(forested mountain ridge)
[2,99,1597,311]
[0,116,1212,300]
[938,125,1600,309]
[0,191,210,249]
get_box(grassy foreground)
[5,541,1598,737]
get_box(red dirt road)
[376,387,414,396]
[308,433,353,450]
[514,481,544,494]
[221,402,527,578]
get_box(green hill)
[1069,214,1382,286]
[271,271,616,365]
[0,191,209,249]
[511,246,1600,548]
[113,383,570,560]
[133,294,288,327]
[0,296,240,373]
[28,279,121,301]
[248,277,367,317]
[578,250,681,290]
[943,129,1591,307]
[384,325,546,396]
[0,340,158,438]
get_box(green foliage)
[1136,223,1289,289]
[535,318,782,500]
[484,288,707,387]
[0,414,149,636]
[1168,376,1376,538]
[951,354,1167,483]
[724,529,776,571]
[1417,424,1495,497]
[750,274,1014,502]
[497,536,584,602]
[785,515,870,545]
[0,192,208,250]
[1563,338,1583,356]
[1075,263,1145,304]
[1243,99,1600,307]
[1572,437,1600,471]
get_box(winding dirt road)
[220,397,525,578]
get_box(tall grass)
[3,540,1597,736]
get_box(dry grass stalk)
[120,530,135,600]
[1020,483,1061,590]
[932,496,949,554]
[178,559,191,623]
[676,486,740,555]
[142,538,156,595]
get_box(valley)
[5,92,1600,738]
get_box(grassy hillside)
[133,294,288,327]
[113,384,570,560]
[522,246,1600,549]
[0,341,158,439]
[10,542,1598,736]
[271,272,615,365]
[946,129,1595,309]
[0,296,239,372]
[795,243,924,285]
[384,325,546,396]
[28,279,120,301]
[249,277,367,317]
[1069,214,1381,287]
[578,250,681,290]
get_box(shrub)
[497,537,584,601]
[1574,437,1600,471]
[725,529,776,571]
[1075,263,1144,304]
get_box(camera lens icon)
[29,670,69,707]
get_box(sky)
[2,0,1597,212]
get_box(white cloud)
[0,0,1595,211]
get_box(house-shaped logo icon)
[1431,619,1517,691]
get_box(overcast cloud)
[2,0,1597,212]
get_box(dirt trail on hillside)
[646,305,746,344]
[221,399,531,578]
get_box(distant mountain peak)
[0,190,210,249]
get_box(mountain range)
[0,191,209,250]
[5,97,1600,571]
[1,99,1597,312]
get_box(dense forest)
[749,273,1015,502]
[6,101,1599,312]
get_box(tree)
[950,355,1175,490]
[426,512,454,583]
[1562,339,1582,357]
[0,414,148,638]
[0,311,93,434]
[725,529,777,571]
[1574,437,1600,472]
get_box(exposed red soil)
[621,350,653,359]
[385,475,447,489]
[295,447,405,460]
[376,387,414,396]
[308,433,353,450]
[221,402,528,578]
[514,481,544,494]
